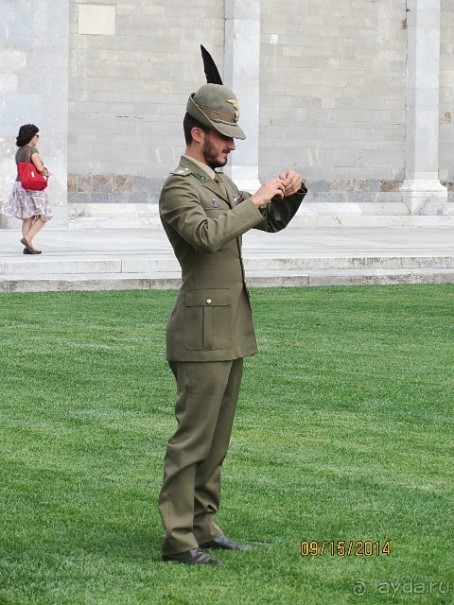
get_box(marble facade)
[1,0,453,229]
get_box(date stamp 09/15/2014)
[300,539,392,558]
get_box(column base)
[0,214,13,229]
[400,179,448,215]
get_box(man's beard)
[202,137,228,169]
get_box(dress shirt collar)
[182,154,216,180]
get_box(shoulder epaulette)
[170,167,191,177]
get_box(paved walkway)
[1,225,454,292]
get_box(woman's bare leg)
[22,217,45,245]
[22,217,34,238]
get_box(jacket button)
[206,299,212,304]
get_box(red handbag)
[17,147,48,191]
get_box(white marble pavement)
[1,225,454,293]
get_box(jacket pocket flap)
[185,289,230,307]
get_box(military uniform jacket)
[159,156,307,362]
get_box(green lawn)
[0,286,453,605]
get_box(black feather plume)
[200,45,223,85]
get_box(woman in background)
[1,123,52,254]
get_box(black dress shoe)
[162,548,222,566]
[200,534,251,551]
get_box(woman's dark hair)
[183,113,210,145]
[16,124,39,147]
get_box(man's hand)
[278,171,304,197]
[249,178,286,208]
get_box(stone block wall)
[68,0,224,205]
[260,0,409,206]
[68,0,424,209]
[2,0,453,222]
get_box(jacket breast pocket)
[183,288,231,351]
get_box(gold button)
[206,299,212,304]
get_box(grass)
[0,285,453,605]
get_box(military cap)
[186,83,246,140]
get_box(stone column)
[400,0,448,214]
[224,0,261,193]
[0,0,69,228]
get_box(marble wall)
[1,0,453,228]
[0,0,69,226]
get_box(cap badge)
[227,99,240,122]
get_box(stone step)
[1,254,454,277]
[1,225,453,292]
[2,267,454,293]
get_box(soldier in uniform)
[158,83,307,565]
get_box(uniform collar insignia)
[210,198,221,208]
[194,172,208,182]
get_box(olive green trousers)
[158,358,244,556]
